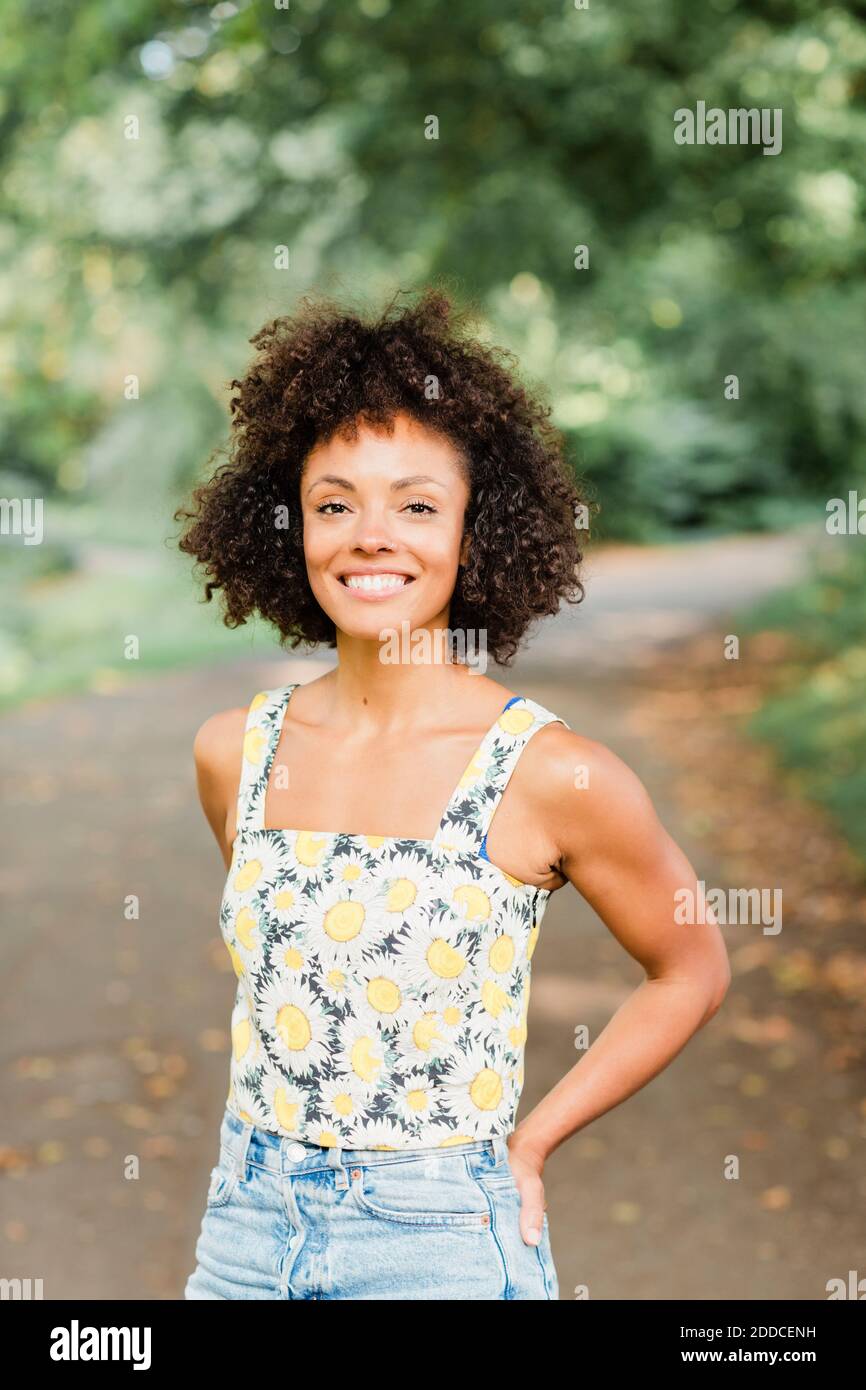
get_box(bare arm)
[507,727,731,1241]
[193,707,248,870]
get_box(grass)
[0,531,280,711]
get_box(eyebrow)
[305,474,447,497]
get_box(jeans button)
[287,1142,306,1161]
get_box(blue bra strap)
[432,694,569,857]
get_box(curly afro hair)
[174,284,589,666]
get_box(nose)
[347,510,398,554]
[351,536,396,555]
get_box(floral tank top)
[220,682,569,1150]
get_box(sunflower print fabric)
[221,683,569,1150]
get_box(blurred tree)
[0,0,864,539]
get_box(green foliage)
[741,538,866,861]
[2,0,864,515]
[1,0,864,703]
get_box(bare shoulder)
[193,706,248,775]
[523,722,659,855]
[526,722,650,800]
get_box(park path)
[3,527,864,1300]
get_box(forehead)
[304,413,466,479]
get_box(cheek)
[301,521,337,583]
[414,516,466,568]
[411,534,463,601]
[301,515,325,556]
[413,545,463,615]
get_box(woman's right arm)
[192,708,248,869]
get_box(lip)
[336,569,416,602]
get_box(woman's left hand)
[506,1138,548,1246]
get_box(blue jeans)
[184,1106,558,1300]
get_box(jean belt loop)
[235,1121,254,1184]
[492,1135,509,1166]
[326,1143,349,1190]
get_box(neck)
[317,625,490,734]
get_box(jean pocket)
[470,1143,519,1193]
[205,1148,240,1210]
[351,1154,492,1230]
[474,1164,551,1241]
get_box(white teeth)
[344,573,409,591]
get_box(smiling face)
[300,412,472,643]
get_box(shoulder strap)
[432,694,569,857]
[235,684,298,834]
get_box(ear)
[459,531,471,567]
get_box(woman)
[175,287,730,1300]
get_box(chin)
[337,609,416,638]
